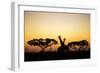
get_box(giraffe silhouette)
[58,36,69,53]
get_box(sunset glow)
[24,11,90,53]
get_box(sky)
[24,11,90,52]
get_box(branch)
[38,45,44,50]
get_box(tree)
[67,40,89,51]
[27,38,58,52]
[80,40,88,46]
[79,40,89,51]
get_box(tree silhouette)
[80,40,88,46]
[27,38,58,52]
[79,40,89,51]
[67,40,89,51]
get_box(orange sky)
[24,11,90,52]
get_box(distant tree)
[67,40,89,51]
[80,40,88,46]
[27,38,58,52]
[79,40,89,51]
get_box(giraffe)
[58,36,69,53]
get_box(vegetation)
[27,38,58,52]
[25,36,90,61]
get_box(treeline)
[27,36,89,53]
